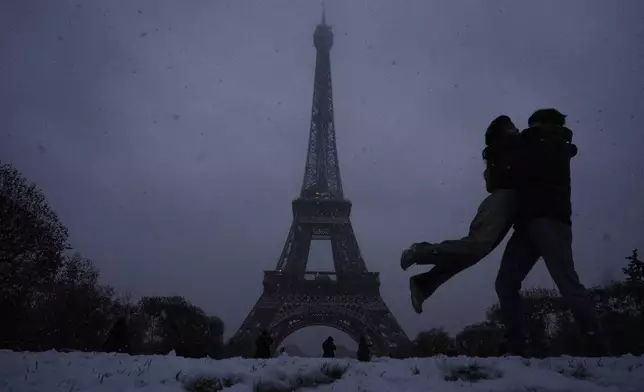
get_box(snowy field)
[1,350,643,392]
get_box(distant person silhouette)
[356,335,371,362]
[322,336,336,358]
[102,317,130,353]
[254,330,273,359]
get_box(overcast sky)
[1,0,643,351]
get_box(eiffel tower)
[230,9,411,358]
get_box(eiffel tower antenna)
[321,1,326,25]
[229,9,411,359]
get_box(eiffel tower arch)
[230,9,411,358]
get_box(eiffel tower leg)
[363,298,413,358]
[331,223,367,275]
[228,291,281,357]
[276,221,312,276]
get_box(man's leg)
[495,230,540,355]
[525,218,609,356]
[402,189,515,271]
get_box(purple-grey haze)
[1,0,643,352]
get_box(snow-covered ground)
[1,350,643,392]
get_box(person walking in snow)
[322,336,336,358]
[401,115,520,313]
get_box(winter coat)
[514,125,578,226]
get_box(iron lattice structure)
[230,12,411,358]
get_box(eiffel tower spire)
[321,1,327,25]
[301,5,342,199]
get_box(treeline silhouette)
[412,249,644,358]
[1,162,224,358]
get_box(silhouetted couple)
[401,109,609,357]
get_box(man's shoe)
[400,242,435,270]
[409,277,424,314]
[400,247,416,271]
